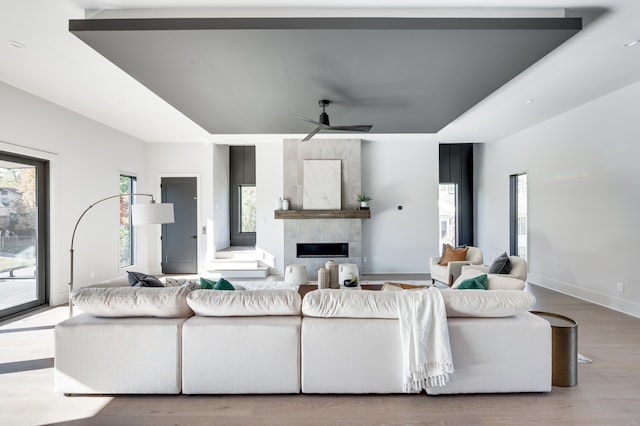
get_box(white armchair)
[429,246,484,286]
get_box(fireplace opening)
[297,243,348,258]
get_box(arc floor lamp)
[69,193,174,317]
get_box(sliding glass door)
[0,152,48,319]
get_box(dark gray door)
[161,177,197,274]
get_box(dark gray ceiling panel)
[70,17,581,135]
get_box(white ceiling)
[1,0,640,144]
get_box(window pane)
[439,183,457,248]
[240,185,256,233]
[119,175,136,267]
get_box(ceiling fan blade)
[302,126,323,142]
[296,116,321,126]
[328,125,373,132]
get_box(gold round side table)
[531,311,578,387]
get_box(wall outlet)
[616,282,624,292]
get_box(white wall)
[0,81,149,306]
[212,144,230,251]
[145,143,215,274]
[476,80,640,317]
[255,141,284,274]
[361,137,440,273]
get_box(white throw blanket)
[396,287,454,392]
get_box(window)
[240,185,256,233]
[510,173,528,260]
[119,175,136,268]
[439,183,457,248]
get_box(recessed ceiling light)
[473,128,480,133]
[8,40,26,48]
[524,99,534,104]
[623,39,639,47]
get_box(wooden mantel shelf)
[274,209,370,219]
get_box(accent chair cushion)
[457,274,489,290]
[489,252,512,274]
[439,244,469,266]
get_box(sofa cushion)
[439,244,469,266]
[71,284,196,318]
[187,289,301,316]
[489,252,512,274]
[302,288,535,318]
[457,274,489,290]
[452,268,525,290]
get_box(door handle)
[190,235,197,239]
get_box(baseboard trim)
[528,273,640,319]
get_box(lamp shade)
[131,202,175,226]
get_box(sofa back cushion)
[453,268,525,290]
[187,289,301,316]
[71,284,196,318]
[302,288,535,318]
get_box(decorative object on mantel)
[282,199,290,210]
[276,197,283,210]
[357,193,372,209]
[317,267,330,289]
[325,260,339,289]
[338,263,359,288]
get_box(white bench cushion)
[187,289,301,316]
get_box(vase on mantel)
[360,201,369,208]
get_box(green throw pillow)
[200,277,235,290]
[457,274,489,290]
[213,277,235,290]
[200,277,217,289]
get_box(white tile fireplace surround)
[282,139,363,278]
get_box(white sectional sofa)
[54,283,551,395]
[301,289,551,394]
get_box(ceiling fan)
[298,99,373,142]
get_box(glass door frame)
[0,151,49,319]
[509,172,527,259]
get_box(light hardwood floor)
[1,279,639,426]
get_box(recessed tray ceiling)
[70,17,581,135]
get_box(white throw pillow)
[71,284,196,318]
[187,289,301,316]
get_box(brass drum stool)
[531,311,578,387]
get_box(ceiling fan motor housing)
[319,112,330,126]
